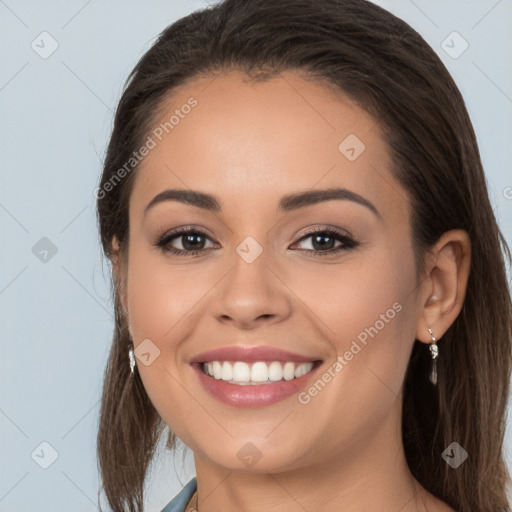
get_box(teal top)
[160,477,197,512]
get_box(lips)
[192,359,323,407]
[189,345,321,364]
[188,345,324,407]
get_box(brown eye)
[155,228,217,256]
[291,227,358,257]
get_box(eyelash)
[154,225,358,258]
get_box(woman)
[95,0,512,511]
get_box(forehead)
[129,70,405,220]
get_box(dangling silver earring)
[427,327,438,385]
[128,346,136,374]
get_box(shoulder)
[159,477,197,512]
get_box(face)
[119,70,423,473]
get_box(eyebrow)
[144,187,381,218]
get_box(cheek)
[125,246,202,341]
[124,244,230,409]
[286,252,418,452]
[287,248,416,345]
[339,256,415,370]
[124,248,210,432]
[291,247,417,391]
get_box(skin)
[112,70,470,512]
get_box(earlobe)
[415,229,471,344]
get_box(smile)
[192,359,323,407]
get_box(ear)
[111,236,129,318]
[415,229,471,344]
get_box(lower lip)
[192,362,323,408]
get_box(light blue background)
[1,1,511,510]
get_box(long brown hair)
[95,1,512,510]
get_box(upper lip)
[189,345,322,364]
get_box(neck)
[190,403,432,512]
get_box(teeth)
[202,360,315,384]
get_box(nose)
[212,252,292,330]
